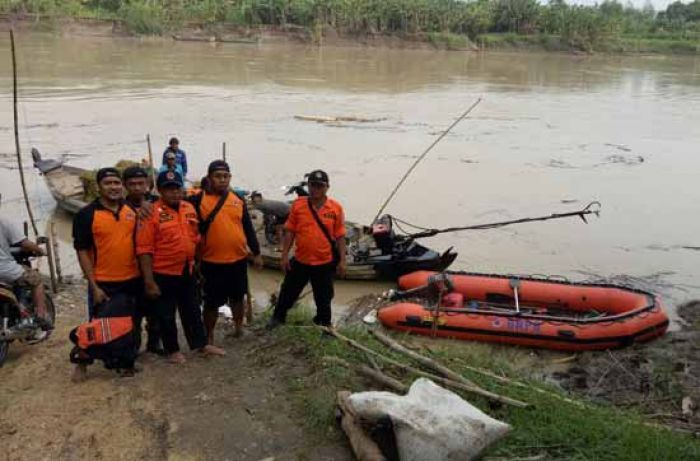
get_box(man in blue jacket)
[162,137,187,179]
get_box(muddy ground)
[551,301,700,435]
[0,279,351,461]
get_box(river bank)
[2,14,700,55]
[1,278,698,460]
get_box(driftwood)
[375,330,583,408]
[324,328,529,408]
[371,329,476,387]
[294,115,387,123]
[324,356,408,393]
[336,391,387,461]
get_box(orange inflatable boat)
[378,271,669,351]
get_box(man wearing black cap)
[73,167,141,379]
[189,160,262,342]
[122,166,162,355]
[268,169,346,330]
[123,166,156,211]
[137,169,225,363]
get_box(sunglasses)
[308,181,327,188]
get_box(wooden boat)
[32,149,456,281]
[378,271,669,351]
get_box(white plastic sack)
[348,378,511,461]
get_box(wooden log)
[324,328,529,408]
[324,356,408,393]
[50,220,63,285]
[336,391,386,461]
[371,329,476,387]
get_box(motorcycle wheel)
[0,341,8,367]
[44,293,56,327]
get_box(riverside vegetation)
[1,0,700,53]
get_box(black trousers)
[150,270,207,354]
[273,259,335,326]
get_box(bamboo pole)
[39,235,57,293]
[146,134,156,187]
[324,328,529,408]
[10,30,38,237]
[50,220,63,285]
[324,356,408,393]
[371,329,476,387]
[222,141,226,162]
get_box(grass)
[477,32,700,54]
[266,307,700,460]
[427,32,474,51]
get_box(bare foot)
[71,364,88,383]
[201,344,226,356]
[168,352,187,364]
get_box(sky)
[563,0,679,11]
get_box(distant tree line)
[4,0,700,47]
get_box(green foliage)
[1,0,699,53]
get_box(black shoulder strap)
[195,191,229,236]
[307,198,339,263]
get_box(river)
[1,33,699,316]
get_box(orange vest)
[136,200,200,276]
[199,192,250,264]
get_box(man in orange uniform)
[136,170,225,364]
[267,170,346,329]
[190,160,262,342]
[73,167,141,380]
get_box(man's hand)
[144,280,161,299]
[252,254,263,270]
[280,253,291,274]
[91,284,109,305]
[138,201,154,220]
[32,247,46,257]
[336,259,347,279]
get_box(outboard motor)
[372,215,396,255]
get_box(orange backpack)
[75,316,133,349]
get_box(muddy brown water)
[1,33,700,321]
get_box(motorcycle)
[250,181,308,246]
[0,244,56,366]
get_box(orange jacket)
[285,197,345,266]
[136,200,200,276]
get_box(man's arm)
[136,215,160,298]
[181,151,188,177]
[280,230,295,273]
[138,254,160,299]
[241,204,261,256]
[19,239,44,256]
[72,207,108,304]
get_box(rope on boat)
[390,201,602,239]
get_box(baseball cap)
[307,169,329,185]
[165,151,176,160]
[96,167,121,184]
[122,166,148,181]
[157,169,183,188]
[208,160,230,175]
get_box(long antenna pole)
[146,134,156,186]
[372,98,482,223]
[11,29,38,237]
